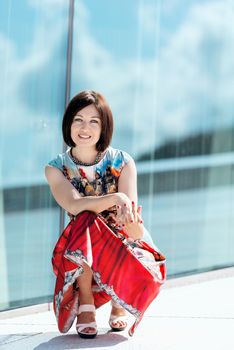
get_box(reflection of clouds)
[2,0,233,186]
[161,0,188,15]
[0,0,67,185]
[158,1,234,138]
[28,0,66,14]
[138,1,158,35]
[72,0,234,157]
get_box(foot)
[109,302,128,331]
[76,304,97,338]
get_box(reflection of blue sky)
[0,2,38,56]
[1,0,233,306]
[71,0,234,158]
[76,0,191,59]
[0,0,68,187]
[1,0,234,187]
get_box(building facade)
[0,0,234,311]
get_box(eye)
[73,117,82,122]
[90,119,99,123]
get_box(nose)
[80,120,89,130]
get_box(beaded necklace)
[69,148,102,166]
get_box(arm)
[118,157,138,205]
[44,165,132,216]
[117,158,144,239]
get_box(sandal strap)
[109,315,128,323]
[76,321,97,328]
[78,304,96,315]
[76,321,97,333]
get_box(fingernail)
[132,201,135,205]
[124,203,127,207]
[122,224,125,227]
[131,220,134,223]
[140,220,143,224]
[117,205,120,208]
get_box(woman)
[45,90,166,338]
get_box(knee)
[74,210,98,222]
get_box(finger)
[137,204,143,224]
[137,205,142,215]
[137,212,143,224]
[116,205,122,218]
[131,201,137,221]
[129,211,135,224]
[122,204,133,225]
[116,205,125,226]
[122,212,132,225]
[127,205,135,224]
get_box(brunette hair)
[62,90,114,151]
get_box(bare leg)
[110,301,127,329]
[76,263,96,333]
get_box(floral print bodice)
[48,146,132,226]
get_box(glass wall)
[0,0,69,310]
[1,0,234,313]
[71,0,234,276]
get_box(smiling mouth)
[78,134,91,139]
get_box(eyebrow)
[75,114,100,119]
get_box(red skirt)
[52,211,166,336]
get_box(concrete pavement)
[0,267,234,350]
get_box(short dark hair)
[62,90,114,152]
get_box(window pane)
[71,0,234,276]
[0,0,69,310]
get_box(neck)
[71,147,100,164]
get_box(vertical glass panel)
[71,0,234,276]
[0,0,69,310]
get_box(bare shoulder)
[119,156,137,184]
[121,156,137,176]
[118,155,137,201]
[44,165,64,186]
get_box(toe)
[112,320,126,328]
[82,327,96,333]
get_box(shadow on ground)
[33,329,128,349]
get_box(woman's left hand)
[122,218,144,240]
[112,203,144,240]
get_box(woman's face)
[70,104,102,149]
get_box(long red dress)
[52,211,166,336]
[48,147,166,336]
